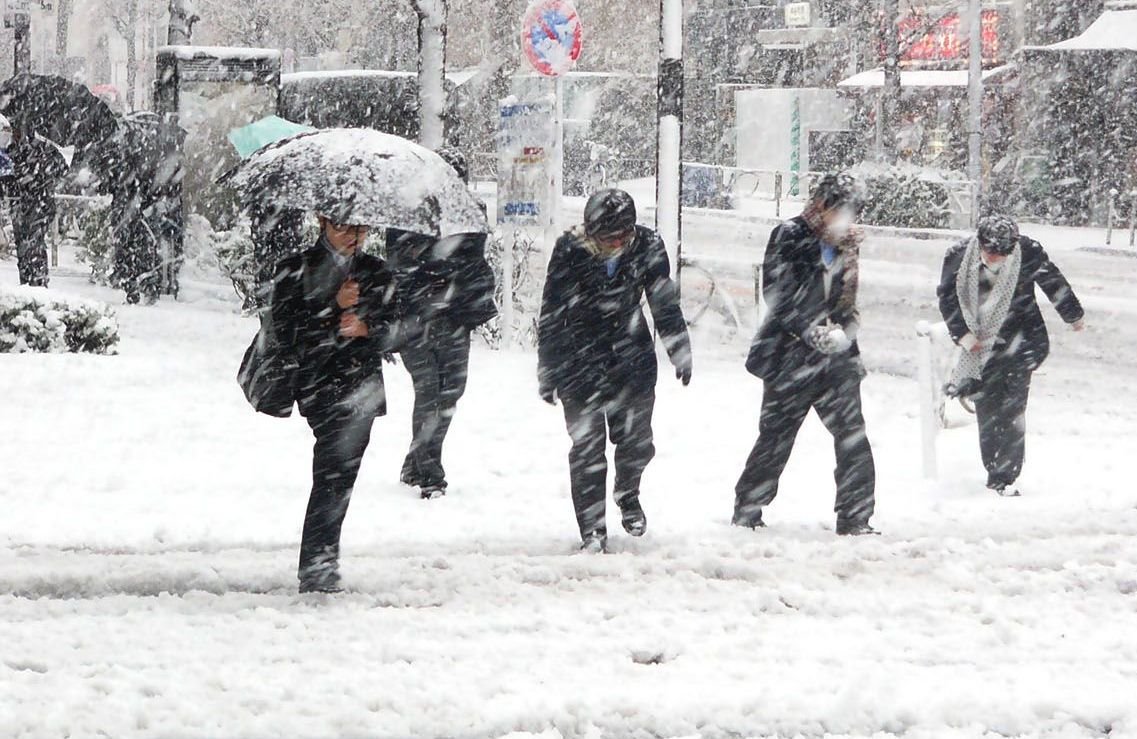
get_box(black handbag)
[237,317,298,418]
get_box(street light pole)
[656,0,684,282]
[13,11,32,75]
[966,0,983,223]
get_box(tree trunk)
[414,0,448,149]
[126,0,139,111]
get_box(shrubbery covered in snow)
[0,285,119,354]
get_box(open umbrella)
[0,74,118,152]
[224,128,488,237]
[228,115,316,159]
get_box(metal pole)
[501,227,515,349]
[656,0,684,283]
[881,0,901,163]
[1106,188,1117,246]
[544,75,564,254]
[1128,190,1136,248]
[966,0,983,225]
[916,321,939,480]
[14,12,32,75]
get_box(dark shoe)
[618,496,647,537]
[420,485,446,500]
[579,531,608,554]
[732,510,766,530]
[836,522,881,536]
[298,564,342,594]
[989,484,1021,498]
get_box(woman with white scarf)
[938,215,1085,497]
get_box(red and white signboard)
[521,0,584,78]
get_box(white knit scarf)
[949,236,1021,389]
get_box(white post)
[416,0,447,150]
[916,321,939,480]
[501,227,515,349]
[656,0,683,277]
[966,0,983,225]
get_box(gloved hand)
[676,365,692,386]
[539,386,557,406]
[805,326,853,355]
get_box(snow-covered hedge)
[0,285,119,354]
[850,163,956,230]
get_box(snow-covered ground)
[3,214,1136,738]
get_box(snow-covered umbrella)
[223,128,488,237]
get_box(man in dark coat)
[109,114,162,304]
[5,124,67,287]
[538,188,693,552]
[271,216,402,593]
[386,149,497,498]
[734,173,878,536]
[937,214,1085,497]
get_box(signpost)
[493,0,580,348]
[497,101,555,348]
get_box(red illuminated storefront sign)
[896,10,1001,65]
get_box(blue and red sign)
[521,0,584,78]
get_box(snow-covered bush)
[850,163,956,229]
[74,202,117,286]
[0,285,119,354]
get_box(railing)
[1104,188,1137,248]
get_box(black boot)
[579,531,608,553]
[836,521,881,536]
[617,494,647,537]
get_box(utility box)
[153,46,280,294]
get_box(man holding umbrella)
[270,214,402,593]
[5,120,67,287]
[230,129,489,591]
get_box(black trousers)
[974,369,1032,489]
[734,363,876,527]
[562,387,656,539]
[298,407,375,580]
[400,333,471,489]
[14,206,52,287]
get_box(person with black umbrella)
[270,214,403,593]
[5,121,67,287]
[386,148,497,499]
[733,173,878,536]
[538,188,693,553]
[938,214,1085,497]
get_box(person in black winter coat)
[937,214,1085,497]
[270,216,402,593]
[735,173,878,536]
[538,189,693,552]
[387,227,496,497]
[386,149,497,498]
[5,125,67,287]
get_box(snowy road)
[3,218,1137,737]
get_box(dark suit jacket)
[746,216,862,383]
[937,235,1084,374]
[270,241,401,418]
[538,225,691,402]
